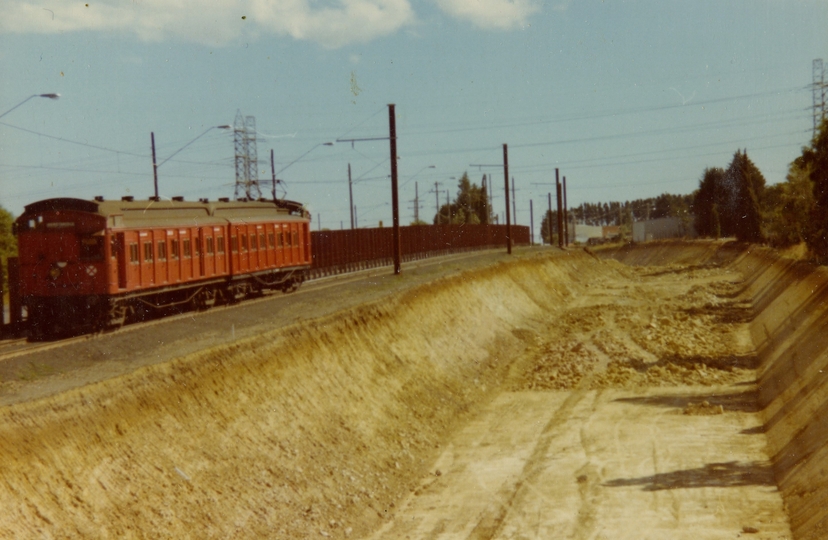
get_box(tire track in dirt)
[465,389,593,539]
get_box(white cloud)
[251,0,414,48]
[432,0,541,30]
[0,0,542,47]
[0,0,415,48]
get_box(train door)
[196,228,204,278]
[215,228,227,276]
[116,232,127,289]
[275,225,285,267]
[167,231,180,283]
[203,229,215,277]
[301,222,310,264]
[140,231,154,286]
[289,223,299,265]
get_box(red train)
[14,196,311,335]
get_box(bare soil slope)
[0,245,801,538]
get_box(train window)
[129,243,139,264]
[183,239,191,258]
[157,240,167,261]
[268,232,275,248]
[250,234,258,251]
[143,242,153,263]
[241,234,248,252]
[79,236,104,261]
[277,231,284,248]
[171,239,179,259]
[195,238,201,256]
[206,237,214,255]
[285,230,292,247]
[260,233,266,250]
[110,236,118,259]
[231,236,238,253]
[292,230,298,247]
[218,236,226,254]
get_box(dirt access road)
[369,261,790,539]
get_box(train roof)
[20,197,309,229]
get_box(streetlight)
[151,125,232,200]
[0,93,60,120]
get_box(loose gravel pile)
[515,264,757,391]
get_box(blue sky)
[1,0,826,234]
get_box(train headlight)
[48,265,62,280]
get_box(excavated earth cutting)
[1,241,826,539]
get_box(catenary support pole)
[530,199,534,245]
[563,175,569,246]
[556,168,564,248]
[547,193,553,246]
[389,104,402,275]
[271,149,277,201]
[503,144,512,255]
[151,132,159,200]
[348,163,354,229]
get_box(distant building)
[602,226,621,239]
[572,224,604,244]
[632,217,696,242]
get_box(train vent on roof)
[172,196,184,202]
[122,196,134,202]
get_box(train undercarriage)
[25,268,307,338]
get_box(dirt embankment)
[602,241,828,540]
[0,252,601,539]
[4,240,826,539]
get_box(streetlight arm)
[273,142,333,177]
[0,93,60,120]
[157,125,230,167]
[400,165,435,188]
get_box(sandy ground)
[367,260,790,539]
[0,249,792,539]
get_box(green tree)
[804,119,828,261]
[539,209,561,245]
[763,157,814,247]
[724,150,765,242]
[0,205,17,295]
[694,168,725,238]
[433,172,492,225]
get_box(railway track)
[0,249,503,367]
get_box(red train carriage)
[14,196,311,335]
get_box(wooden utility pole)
[348,163,354,229]
[151,132,159,200]
[563,176,569,246]
[555,168,564,248]
[503,144,512,255]
[389,104,401,275]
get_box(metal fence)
[310,224,530,277]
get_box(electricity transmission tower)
[234,110,261,200]
[814,59,826,138]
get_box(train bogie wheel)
[194,289,217,311]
